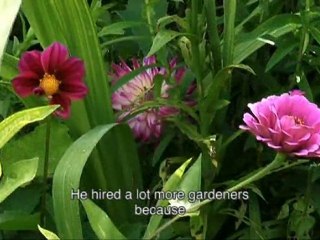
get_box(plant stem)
[190,0,203,97]
[204,0,221,73]
[222,0,236,67]
[303,164,314,215]
[146,152,287,239]
[40,117,51,226]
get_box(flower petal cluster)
[12,42,88,118]
[240,90,320,157]
[111,56,186,141]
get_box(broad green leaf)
[38,225,60,240]
[98,21,146,36]
[234,14,301,63]
[120,0,168,54]
[0,53,18,80]
[169,155,202,210]
[143,158,192,239]
[0,105,58,149]
[147,30,184,57]
[52,124,116,239]
[120,0,152,53]
[82,199,127,240]
[0,211,39,230]
[1,185,41,214]
[21,1,65,46]
[1,120,73,176]
[0,158,38,203]
[53,124,142,239]
[0,0,21,66]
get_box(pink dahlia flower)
[111,56,186,141]
[240,90,320,157]
[12,42,88,118]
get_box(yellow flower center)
[39,73,61,96]
[294,116,304,125]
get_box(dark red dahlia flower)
[12,42,88,118]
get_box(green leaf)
[147,30,185,57]
[223,0,237,66]
[82,199,127,240]
[169,155,202,210]
[265,39,298,72]
[0,211,39,230]
[201,64,254,130]
[0,53,19,80]
[248,194,263,239]
[1,120,73,177]
[309,26,320,45]
[152,131,175,166]
[38,225,60,240]
[234,14,301,63]
[297,71,313,101]
[157,15,188,30]
[98,21,146,36]
[169,119,202,142]
[0,0,21,66]
[0,158,38,203]
[52,124,115,239]
[0,105,59,149]
[52,123,141,239]
[143,158,192,239]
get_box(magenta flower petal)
[50,94,71,119]
[12,42,88,119]
[60,81,88,99]
[56,57,85,81]
[41,42,69,74]
[240,91,320,158]
[19,50,44,76]
[12,72,40,97]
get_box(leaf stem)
[40,116,51,226]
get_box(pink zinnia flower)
[111,56,186,141]
[240,90,320,157]
[12,42,88,118]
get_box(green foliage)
[82,199,126,240]
[0,158,38,203]
[1,120,73,176]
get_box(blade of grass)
[204,0,221,73]
[222,0,237,67]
